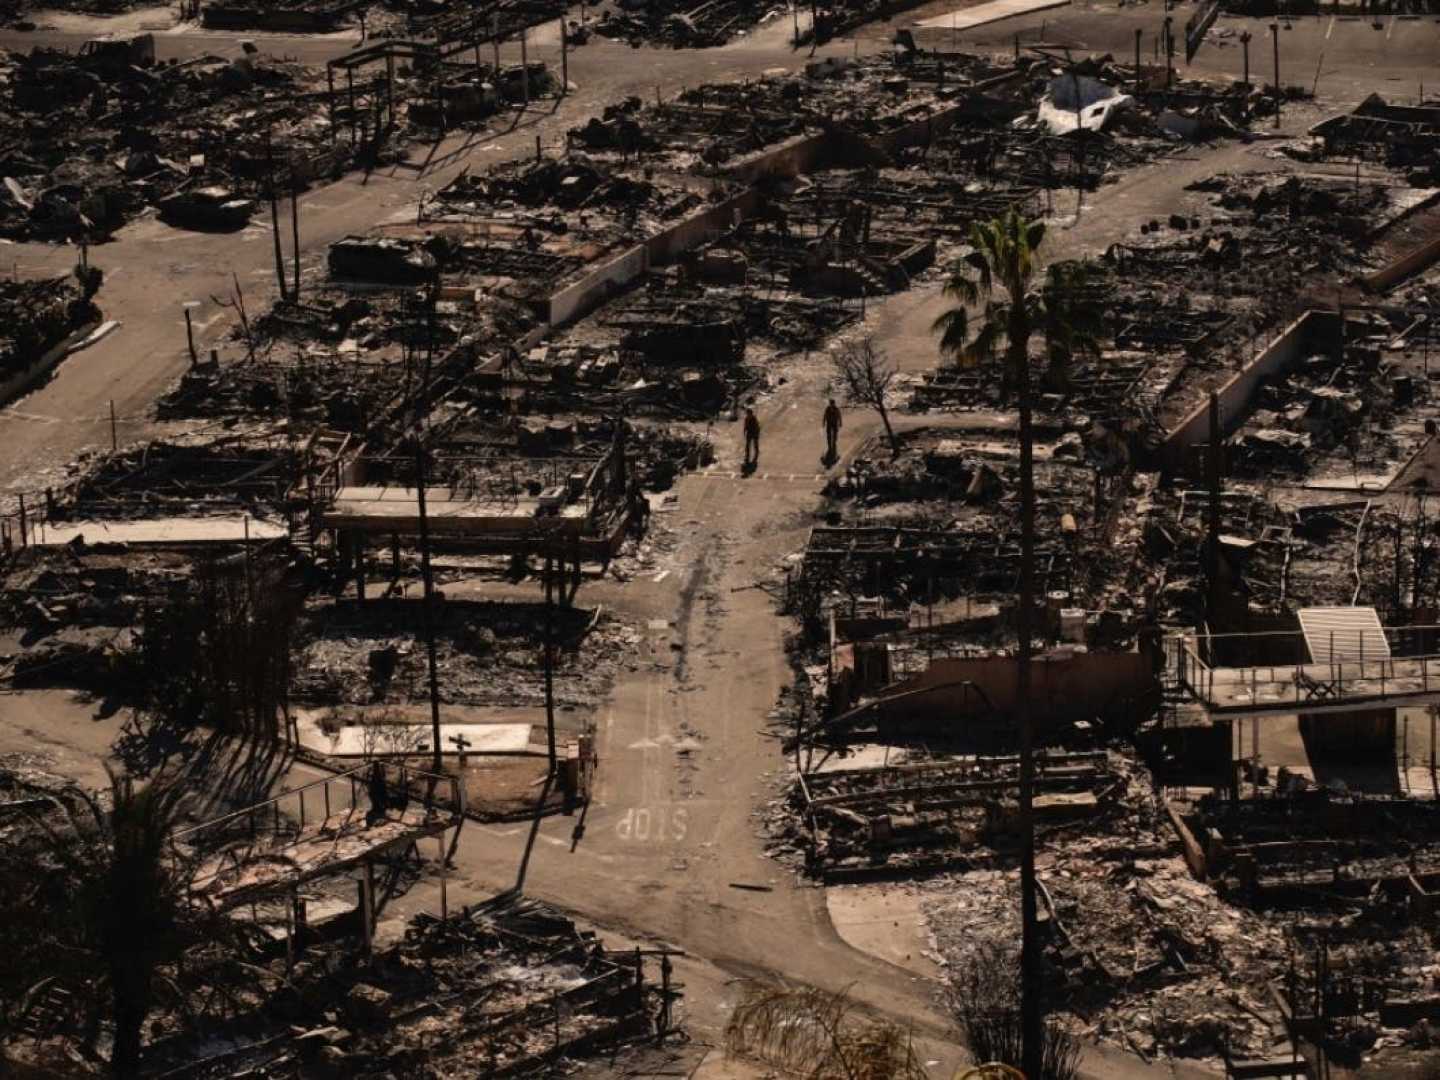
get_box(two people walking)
[740,399,842,470]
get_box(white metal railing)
[1172,625,1440,710]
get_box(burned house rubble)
[1,753,675,1078]
[0,41,369,241]
[9,26,1440,1080]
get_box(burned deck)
[180,764,462,912]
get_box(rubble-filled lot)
[160,897,668,1079]
[0,272,100,380]
[292,595,638,709]
[568,55,977,172]
[0,43,372,241]
[159,279,537,433]
[0,763,669,1080]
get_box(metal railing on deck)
[1172,624,1440,711]
[175,761,462,846]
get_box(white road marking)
[1326,15,1334,38]
[0,409,60,424]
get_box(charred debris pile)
[0,41,362,240]
[160,896,675,1079]
[0,271,100,379]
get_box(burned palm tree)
[8,768,270,1078]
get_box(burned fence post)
[184,302,198,365]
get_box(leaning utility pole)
[416,275,444,775]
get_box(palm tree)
[931,208,1100,1080]
[20,770,191,1078]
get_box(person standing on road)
[823,397,842,461]
[743,407,761,467]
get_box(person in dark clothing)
[743,408,761,467]
[823,398,842,461]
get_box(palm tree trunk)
[1014,335,1042,1080]
[110,961,151,1079]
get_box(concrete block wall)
[1161,310,1336,473]
[547,244,649,327]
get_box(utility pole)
[560,18,568,96]
[1240,29,1252,87]
[265,130,289,303]
[416,275,444,777]
[1134,28,1143,93]
[1163,16,1174,91]
[520,26,529,110]
[1270,21,1281,128]
[289,159,301,302]
[543,548,557,772]
[1206,391,1222,625]
[1068,51,1084,192]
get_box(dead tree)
[210,273,256,363]
[832,336,900,458]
